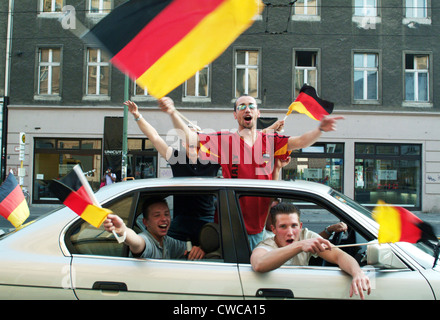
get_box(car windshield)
[330,190,440,269]
[329,190,372,218]
[0,206,62,240]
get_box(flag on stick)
[372,200,437,244]
[286,85,334,121]
[49,166,111,228]
[82,0,263,99]
[0,173,30,228]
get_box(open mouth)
[244,115,252,122]
[158,224,168,230]
[286,239,294,244]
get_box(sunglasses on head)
[236,103,257,111]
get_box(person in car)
[103,197,205,260]
[159,95,344,249]
[124,100,220,246]
[251,203,371,300]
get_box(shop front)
[33,137,158,203]
[281,142,345,193]
[354,143,422,209]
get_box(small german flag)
[83,0,263,99]
[287,85,334,121]
[0,173,29,228]
[373,200,438,244]
[49,180,111,228]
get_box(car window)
[66,194,134,256]
[236,192,407,270]
[133,191,224,262]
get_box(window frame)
[84,48,111,99]
[233,48,261,100]
[352,51,381,105]
[39,0,63,13]
[35,47,62,100]
[183,64,211,102]
[292,0,321,21]
[403,52,432,106]
[87,0,113,14]
[293,49,320,100]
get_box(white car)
[0,178,438,300]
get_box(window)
[235,49,259,98]
[33,138,102,203]
[281,143,344,192]
[354,0,377,16]
[184,65,210,99]
[40,0,63,13]
[355,143,422,209]
[67,190,221,260]
[86,48,110,96]
[88,0,112,13]
[294,51,318,98]
[405,54,429,102]
[405,0,427,18]
[294,0,318,15]
[37,48,61,96]
[134,82,150,97]
[353,53,378,101]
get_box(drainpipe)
[2,0,14,181]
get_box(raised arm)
[318,246,371,299]
[124,100,172,161]
[158,97,199,146]
[287,116,345,151]
[103,214,146,255]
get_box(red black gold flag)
[58,167,92,203]
[49,177,111,228]
[83,0,263,99]
[373,200,437,244]
[287,84,334,121]
[0,173,29,228]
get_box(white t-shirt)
[105,173,116,185]
[256,228,322,266]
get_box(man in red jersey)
[159,96,343,249]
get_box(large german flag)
[83,0,263,99]
[0,173,29,228]
[49,179,111,228]
[287,85,334,121]
[373,200,437,244]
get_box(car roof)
[95,177,333,202]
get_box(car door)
[228,188,436,300]
[67,188,244,299]
[238,263,435,300]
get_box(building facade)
[5,0,440,212]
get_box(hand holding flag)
[49,165,111,228]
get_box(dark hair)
[233,94,250,111]
[270,203,301,226]
[141,197,168,220]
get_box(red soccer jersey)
[198,131,290,234]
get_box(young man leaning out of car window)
[251,203,371,300]
[103,197,205,260]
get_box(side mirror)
[367,241,406,269]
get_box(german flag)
[287,85,334,121]
[49,180,111,228]
[373,201,437,244]
[83,0,263,99]
[0,173,29,228]
[58,167,92,203]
